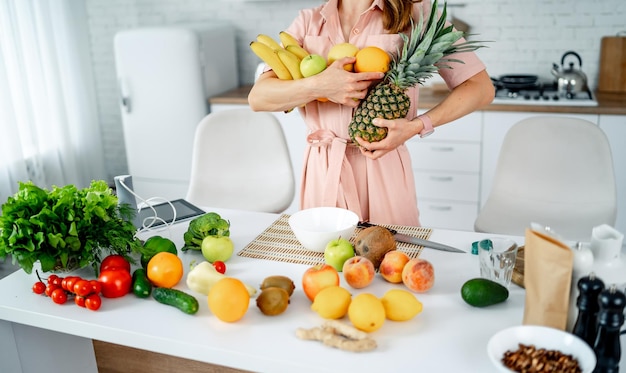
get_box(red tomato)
[98,269,132,298]
[100,255,131,273]
[85,294,102,311]
[73,280,93,297]
[51,288,68,304]
[213,261,226,274]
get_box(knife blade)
[357,221,465,253]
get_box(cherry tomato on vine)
[213,261,226,274]
[75,295,86,307]
[85,294,102,311]
[47,274,59,285]
[100,255,131,273]
[90,280,102,295]
[73,280,93,297]
[51,288,68,304]
[98,269,132,298]
[64,276,80,292]
[45,284,59,297]
[50,275,63,287]
[32,281,46,294]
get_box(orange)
[207,277,250,322]
[354,46,391,73]
[146,252,183,288]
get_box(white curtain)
[0,0,106,204]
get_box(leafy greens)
[0,180,142,274]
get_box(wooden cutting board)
[598,35,626,93]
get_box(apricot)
[402,258,435,293]
[380,251,410,283]
[343,256,375,289]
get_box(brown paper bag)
[522,228,574,330]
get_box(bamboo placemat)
[238,214,432,266]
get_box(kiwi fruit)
[260,275,295,296]
[256,287,290,316]
[353,226,397,270]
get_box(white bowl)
[288,207,359,252]
[487,325,596,373]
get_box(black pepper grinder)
[592,284,626,373]
[572,273,605,346]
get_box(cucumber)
[461,278,509,307]
[152,287,199,315]
[132,268,152,298]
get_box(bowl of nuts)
[487,325,596,373]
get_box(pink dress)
[283,0,486,226]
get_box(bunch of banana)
[250,32,310,81]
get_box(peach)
[402,258,435,293]
[302,264,340,302]
[379,250,410,283]
[342,256,375,289]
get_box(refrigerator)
[114,22,238,202]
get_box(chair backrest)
[474,116,617,242]
[185,108,295,213]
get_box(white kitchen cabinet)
[408,112,483,231]
[480,112,599,207]
[598,115,626,245]
[210,104,306,214]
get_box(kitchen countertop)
[210,85,626,115]
[1,207,625,372]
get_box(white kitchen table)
[0,207,621,372]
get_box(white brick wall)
[85,0,626,182]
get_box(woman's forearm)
[248,71,321,112]
[422,70,495,128]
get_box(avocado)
[461,278,509,307]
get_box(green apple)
[324,237,355,272]
[327,42,359,71]
[201,236,234,263]
[300,54,327,78]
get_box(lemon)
[381,289,423,321]
[311,285,352,319]
[348,293,385,332]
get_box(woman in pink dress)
[248,0,494,226]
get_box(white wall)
[84,0,626,182]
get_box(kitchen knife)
[357,221,466,253]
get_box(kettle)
[551,51,589,96]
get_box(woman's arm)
[356,69,494,159]
[248,58,384,112]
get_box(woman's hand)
[354,117,421,159]
[314,57,383,107]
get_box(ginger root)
[295,320,377,352]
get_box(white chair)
[474,116,617,242]
[185,108,295,213]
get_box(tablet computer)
[133,199,205,229]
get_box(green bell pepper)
[140,236,178,268]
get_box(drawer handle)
[429,176,453,182]
[430,146,455,152]
[429,205,452,211]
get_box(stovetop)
[491,80,598,107]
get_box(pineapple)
[348,0,484,143]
